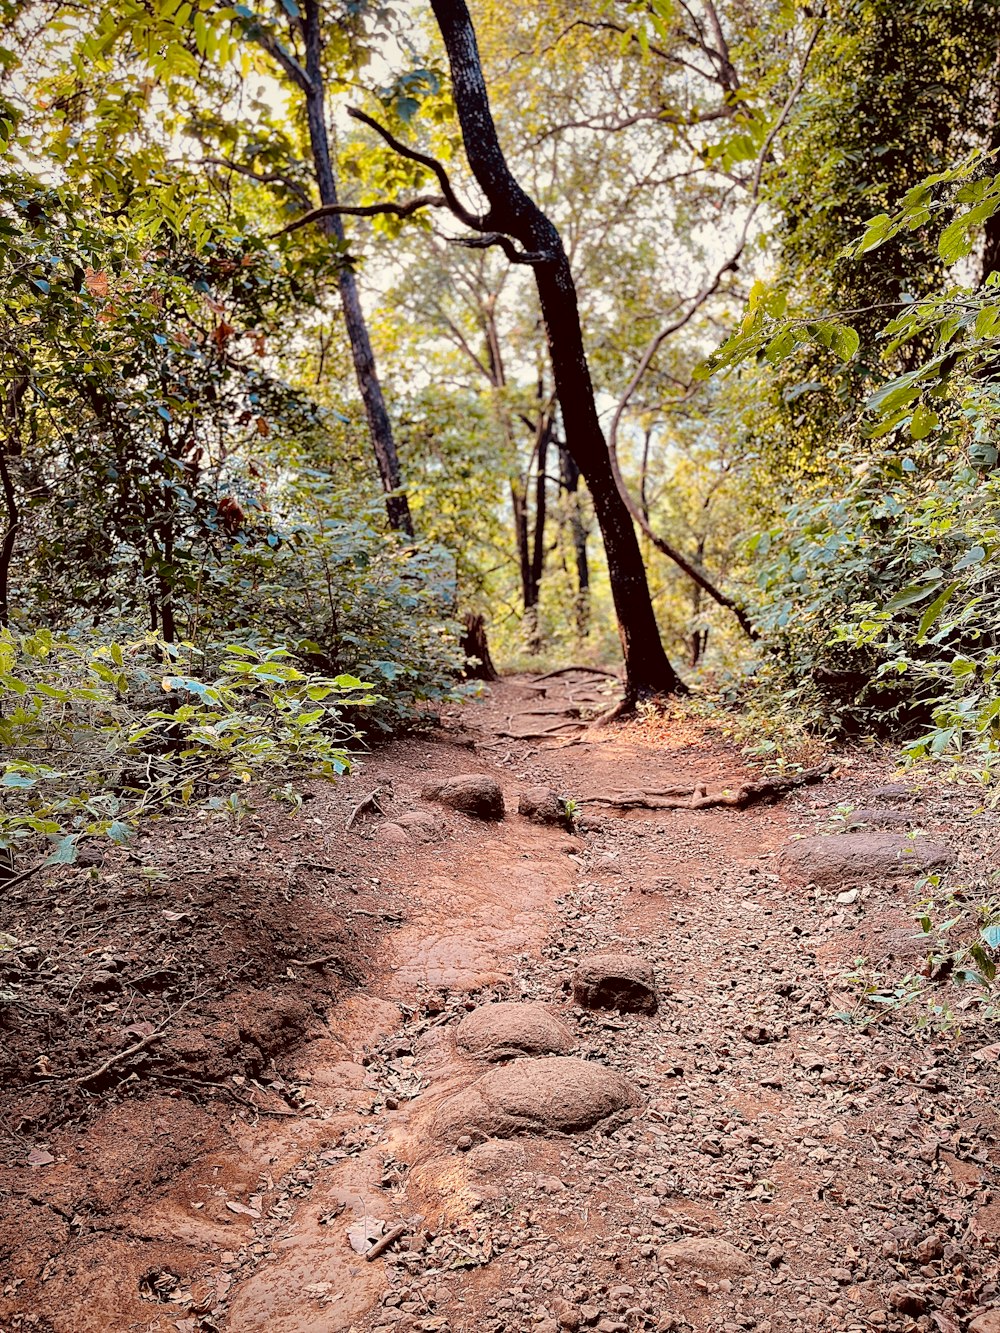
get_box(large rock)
[779,832,952,887]
[845,807,913,829]
[456,1001,574,1062]
[572,953,658,1015]
[421,774,505,820]
[434,1055,639,1143]
[969,1311,1000,1333]
[518,786,569,827]
[657,1237,753,1276]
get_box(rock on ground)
[778,830,953,886]
[456,1001,574,1062]
[434,1055,639,1143]
[518,786,568,827]
[657,1236,753,1276]
[572,953,658,1014]
[970,1314,1000,1333]
[422,774,505,820]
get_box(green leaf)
[1,772,37,788]
[46,835,78,865]
[883,582,942,612]
[916,580,960,638]
[909,404,939,440]
[981,924,1000,950]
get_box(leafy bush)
[0,630,375,865]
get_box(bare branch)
[346,106,486,231]
[532,103,733,146]
[447,231,553,265]
[270,194,447,238]
[198,155,312,210]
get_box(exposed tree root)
[495,721,587,740]
[531,665,620,681]
[586,762,833,811]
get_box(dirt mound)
[455,1001,574,1061]
[434,1055,639,1142]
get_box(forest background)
[1,0,999,869]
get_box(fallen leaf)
[27,1148,54,1167]
[125,1021,157,1040]
[837,889,859,905]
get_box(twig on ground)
[0,860,49,895]
[74,1031,165,1087]
[346,790,387,831]
[365,1223,408,1261]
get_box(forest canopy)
[2,0,1000,866]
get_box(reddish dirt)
[1,672,998,1333]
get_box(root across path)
[2,675,998,1333]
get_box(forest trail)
[3,674,999,1333]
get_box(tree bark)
[0,449,18,629]
[301,0,413,536]
[428,0,684,700]
[460,611,499,680]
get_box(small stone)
[552,1297,581,1331]
[845,807,912,829]
[375,822,411,845]
[656,1237,752,1277]
[914,1234,944,1263]
[395,810,441,842]
[518,786,569,826]
[421,774,505,820]
[573,953,658,1015]
[888,1284,927,1316]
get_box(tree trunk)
[0,449,18,630]
[511,476,532,611]
[302,1,413,536]
[461,611,499,680]
[429,0,684,699]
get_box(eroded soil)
[1,674,998,1333]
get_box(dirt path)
[2,675,999,1333]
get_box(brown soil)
[1,673,998,1333]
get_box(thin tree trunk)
[511,475,532,611]
[0,449,18,629]
[559,440,590,639]
[429,0,684,700]
[530,419,549,606]
[301,0,413,536]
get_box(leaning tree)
[285,0,685,702]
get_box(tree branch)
[447,231,552,264]
[198,155,313,209]
[346,106,486,231]
[270,194,447,238]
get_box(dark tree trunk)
[984,74,1000,284]
[511,476,531,610]
[429,0,684,699]
[302,1,413,536]
[0,450,18,630]
[461,611,499,680]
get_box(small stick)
[365,1223,408,1261]
[346,790,385,831]
[75,1031,165,1086]
[0,860,48,895]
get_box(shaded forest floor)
[1,673,999,1333]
